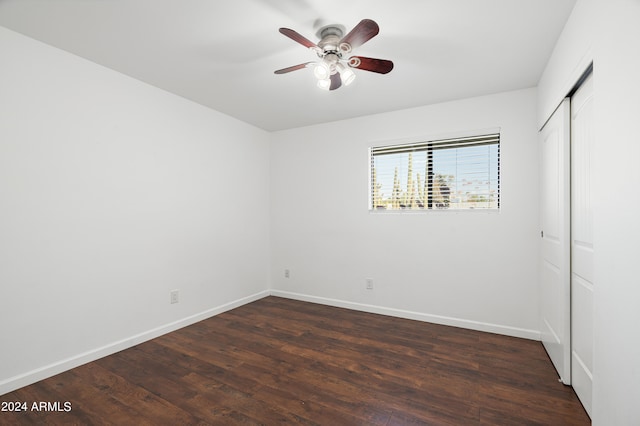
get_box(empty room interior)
[1,0,639,424]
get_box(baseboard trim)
[270,290,540,341]
[0,290,270,396]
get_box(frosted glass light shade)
[317,78,331,90]
[313,62,330,80]
[339,65,356,86]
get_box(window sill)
[368,208,500,215]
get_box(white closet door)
[539,98,571,385]
[571,73,594,417]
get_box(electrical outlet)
[366,279,374,290]
[284,269,290,278]
[170,289,179,304]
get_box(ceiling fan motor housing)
[316,24,345,40]
[317,25,353,54]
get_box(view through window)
[370,133,500,211]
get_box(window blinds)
[370,133,500,210]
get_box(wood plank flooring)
[1,296,590,425]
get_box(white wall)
[537,0,595,130]
[0,27,270,394]
[270,88,540,338]
[538,0,640,423]
[592,1,640,424]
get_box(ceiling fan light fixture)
[337,63,356,86]
[313,62,330,80]
[317,78,331,90]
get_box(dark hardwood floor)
[1,296,589,425]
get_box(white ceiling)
[0,0,576,132]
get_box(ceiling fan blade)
[274,63,312,74]
[339,19,379,50]
[279,28,317,49]
[329,73,342,90]
[348,56,394,74]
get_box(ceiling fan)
[274,19,394,91]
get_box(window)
[370,133,500,211]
